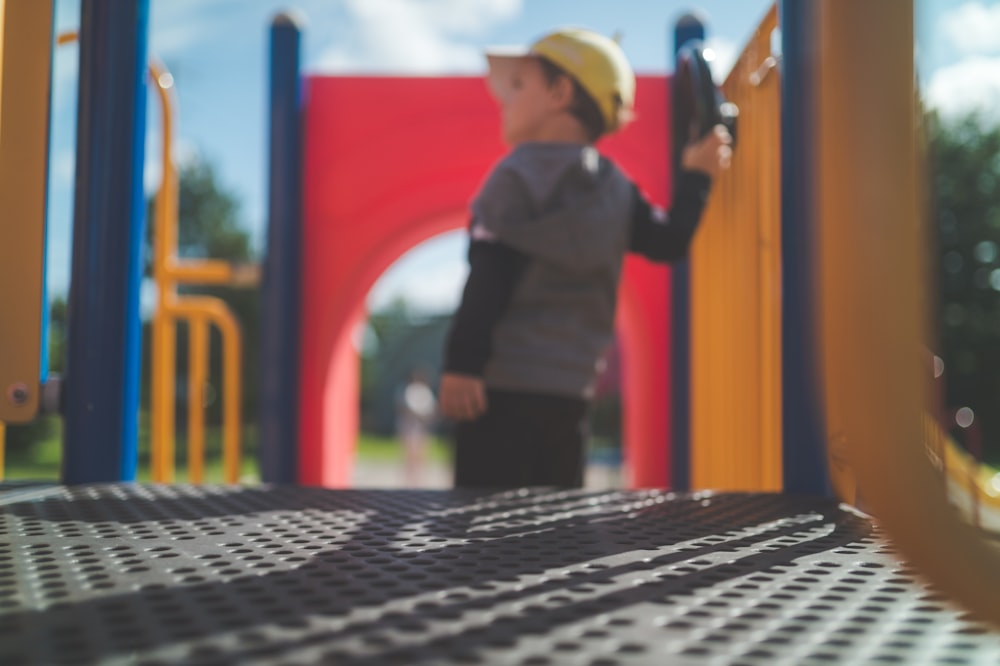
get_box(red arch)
[301,75,673,487]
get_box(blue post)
[669,12,705,492]
[63,0,149,483]
[259,12,304,484]
[779,0,831,495]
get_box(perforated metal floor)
[1,484,998,665]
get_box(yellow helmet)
[486,28,636,135]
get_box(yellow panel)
[690,5,783,491]
[817,0,1000,629]
[0,0,52,423]
[0,0,5,131]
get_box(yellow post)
[187,317,208,483]
[150,60,178,483]
[817,0,1000,629]
[0,0,52,426]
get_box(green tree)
[929,112,1000,460]
[361,297,416,432]
[175,160,253,262]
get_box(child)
[394,366,437,486]
[440,27,732,488]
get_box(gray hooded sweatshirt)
[469,142,636,398]
[445,141,709,399]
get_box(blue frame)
[669,13,706,492]
[258,12,304,484]
[63,0,149,483]
[778,0,831,495]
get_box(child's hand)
[439,373,488,421]
[681,124,733,178]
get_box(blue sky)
[45,0,1000,314]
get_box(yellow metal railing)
[147,57,258,484]
[158,298,245,483]
[54,32,256,483]
[689,5,783,491]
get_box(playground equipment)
[51,30,254,485]
[269,7,801,493]
[269,0,1000,632]
[814,0,1000,623]
[0,2,51,432]
[687,7,784,492]
[0,1,813,495]
[292,74,677,488]
[145,54,257,484]
[3,0,1000,644]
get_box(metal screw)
[7,382,30,406]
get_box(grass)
[1,415,451,484]
[356,432,451,463]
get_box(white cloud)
[314,34,482,73]
[368,261,467,313]
[704,37,739,84]
[150,22,218,59]
[313,0,522,73]
[943,2,1000,56]
[149,0,228,58]
[367,231,468,313]
[345,0,520,35]
[147,0,523,74]
[51,36,80,114]
[926,55,1000,121]
[49,151,77,189]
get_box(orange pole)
[222,312,242,483]
[149,59,178,483]
[148,58,252,484]
[167,298,242,483]
[187,317,208,483]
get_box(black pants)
[453,388,589,488]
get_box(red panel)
[301,75,673,488]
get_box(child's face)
[492,57,562,145]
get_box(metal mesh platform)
[1,484,998,665]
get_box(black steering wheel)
[672,40,738,163]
